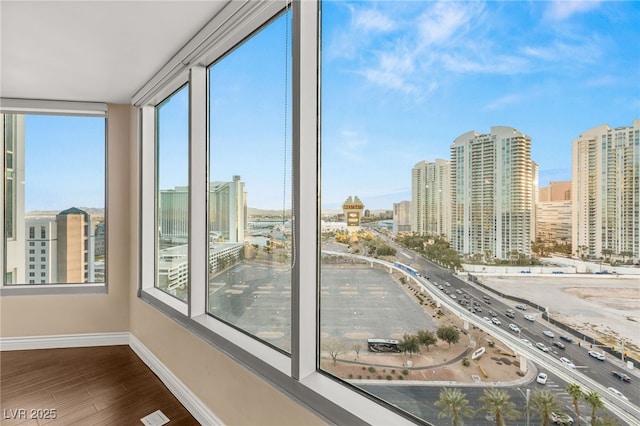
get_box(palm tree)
[566,383,583,425]
[583,390,605,425]
[434,388,474,426]
[478,388,520,426]
[529,389,561,426]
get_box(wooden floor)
[1,345,199,425]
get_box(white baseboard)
[0,332,223,426]
[0,332,130,351]
[129,334,224,426]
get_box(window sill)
[0,283,107,297]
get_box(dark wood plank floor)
[1,345,199,425]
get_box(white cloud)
[483,93,525,112]
[416,2,482,47]
[351,7,396,33]
[545,0,602,21]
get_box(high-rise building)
[25,216,57,284]
[2,114,26,284]
[209,176,246,243]
[159,177,246,246]
[392,201,412,234]
[56,207,95,283]
[572,119,639,261]
[450,126,533,260]
[537,181,572,244]
[411,159,450,238]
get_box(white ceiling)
[1,1,228,104]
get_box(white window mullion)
[189,66,208,317]
[291,0,319,381]
[140,106,156,293]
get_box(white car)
[483,316,492,323]
[588,350,605,361]
[450,294,457,299]
[607,387,629,401]
[521,339,534,348]
[491,317,501,326]
[536,342,550,352]
[559,357,576,368]
[508,323,520,333]
[524,314,535,321]
[536,372,548,384]
[551,412,574,425]
[543,330,555,338]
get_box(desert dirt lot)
[474,274,640,359]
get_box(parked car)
[552,341,566,350]
[551,412,574,425]
[560,335,573,343]
[536,342,550,352]
[588,350,605,361]
[612,371,631,383]
[536,372,548,384]
[607,387,629,401]
[543,330,555,338]
[559,357,576,368]
[524,314,535,321]
[508,323,520,333]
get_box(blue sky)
[24,1,639,212]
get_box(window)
[1,102,107,291]
[136,1,638,425]
[206,9,292,352]
[155,85,190,302]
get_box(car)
[551,412,574,425]
[505,311,515,319]
[444,282,451,287]
[483,317,492,323]
[560,335,573,343]
[536,372,548,384]
[474,306,482,312]
[455,289,462,294]
[508,323,520,333]
[491,317,501,326]
[588,350,605,361]
[521,339,534,347]
[552,341,566,350]
[560,357,576,368]
[536,342,550,352]
[515,304,527,310]
[607,387,629,401]
[439,285,444,290]
[450,294,457,299]
[524,314,535,321]
[543,330,555,338]
[612,371,631,383]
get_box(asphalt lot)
[207,260,437,353]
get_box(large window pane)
[156,85,190,302]
[320,1,638,424]
[3,113,106,285]
[207,10,292,353]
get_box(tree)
[322,337,344,365]
[566,383,583,425]
[437,325,461,347]
[398,334,420,357]
[529,389,561,426]
[434,388,474,426]
[479,388,520,426]
[583,390,605,425]
[417,329,437,352]
[593,414,620,426]
[352,342,362,360]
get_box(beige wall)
[0,104,131,336]
[1,104,324,426]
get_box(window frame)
[0,99,108,296]
[135,1,417,424]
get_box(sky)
[22,1,640,212]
